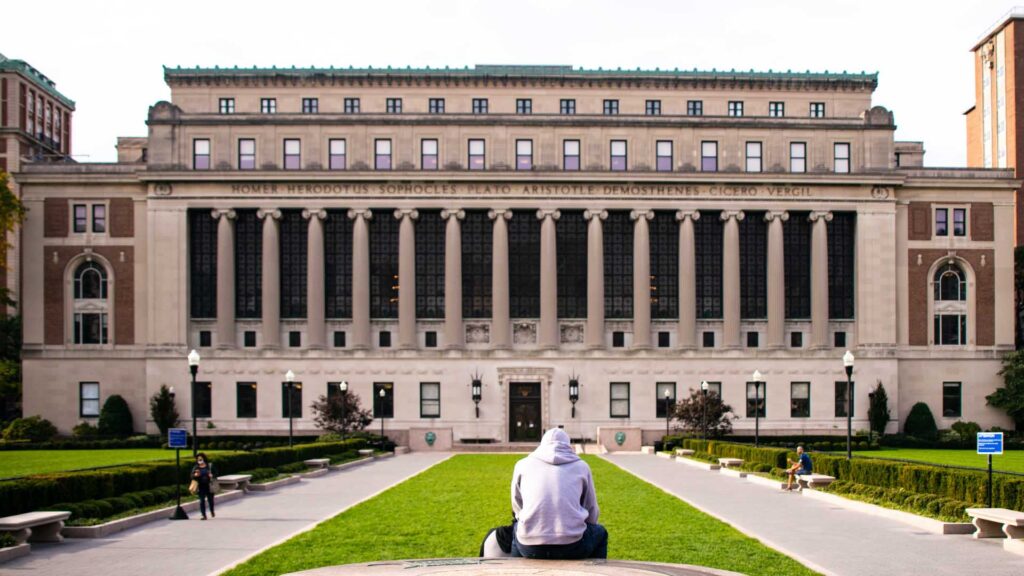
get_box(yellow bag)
[188,479,199,495]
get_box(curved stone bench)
[284,558,745,576]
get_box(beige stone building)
[15,64,1018,445]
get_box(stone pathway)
[603,453,1024,576]
[0,452,451,576]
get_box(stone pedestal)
[407,427,454,451]
[595,426,643,452]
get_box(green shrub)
[276,462,308,474]
[238,468,278,482]
[72,422,99,439]
[824,480,972,522]
[98,395,134,438]
[951,421,982,441]
[904,402,938,440]
[2,416,58,442]
[0,531,16,548]
[317,432,343,443]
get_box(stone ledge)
[0,543,31,565]
[299,468,330,479]
[329,457,373,471]
[247,476,302,492]
[675,457,720,471]
[800,487,973,535]
[62,490,244,538]
[284,558,745,576]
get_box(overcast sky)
[3,0,1014,166]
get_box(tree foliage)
[670,388,737,438]
[988,349,1024,431]
[0,171,26,271]
[868,380,891,438]
[98,395,134,437]
[149,385,179,438]
[904,402,939,440]
[312,392,373,434]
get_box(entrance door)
[509,382,542,442]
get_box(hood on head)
[530,428,579,465]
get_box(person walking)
[191,452,217,520]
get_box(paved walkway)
[1,452,451,576]
[603,453,1024,576]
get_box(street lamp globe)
[752,369,764,383]
[187,349,200,368]
[701,380,709,392]
[843,350,855,376]
[379,388,386,398]
[339,380,348,393]
[285,370,296,384]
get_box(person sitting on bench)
[784,445,812,491]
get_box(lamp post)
[187,350,200,457]
[471,378,482,418]
[285,370,296,447]
[664,388,672,436]
[701,380,709,441]
[339,380,348,438]
[378,387,387,446]
[752,370,764,448]
[568,378,580,418]
[843,350,855,460]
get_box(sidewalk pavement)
[602,453,1024,576]
[0,452,451,576]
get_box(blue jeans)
[511,523,608,559]
[198,490,215,517]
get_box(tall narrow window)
[516,139,533,170]
[739,213,767,319]
[73,261,109,345]
[934,262,967,345]
[80,382,100,417]
[834,143,850,174]
[557,211,588,319]
[942,382,962,417]
[610,382,630,418]
[237,382,257,418]
[386,98,402,114]
[745,142,762,173]
[189,209,218,318]
[468,139,485,170]
[645,100,662,115]
[472,98,488,114]
[373,383,394,418]
[687,100,703,116]
[560,99,576,115]
[791,382,810,418]
[302,98,319,114]
[790,142,806,173]
[746,382,766,417]
[935,208,949,236]
[239,139,256,170]
[414,210,445,319]
[421,139,438,170]
[604,211,633,319]
[193,139,211,170]
[563,140,580,171]
[516,98,532,114]
[953,208,967,237]
[462,210,492,318]
[329,139,346,170]
[280,210,307,318]
[835,381,854,418]
[428,98,445,114]
[218,98,235,114]
[701,141,718,172]
[509,209,541,318]
[92,205,106,234]
[651,210,679,319]
[325,209,353,318]
[695,212,723,319]
[656,141,673,172]
[810,102,826,118]
[728,101,744,116]
[281,382,303,418]
[420,382,441,418]
[283,139,301,170]
[194,382,212,418]
[369,209,400,319]
[655,382,676,418]
[610,140,627,171]
[74,204,87,233]
[828,213,856,320]
[260,98,276,114]
[784,212,812,319]
[603,99,619,115]
[235,210,262,319]
[375,139,392,171]
[769,102,785,117]
[343,98,360,114]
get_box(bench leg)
[972,517,1005,539]
[1003,524,1024,540]
[7,528,31,545]
[28,522,64,543]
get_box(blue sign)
[977,432,1003,455]
[168,428,188,449]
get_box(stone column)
[583,209,607,349]
[257,208,282,349]
[396,209,419,350]
[303,209,327,349]
[676,210,700,349]
[721,210,744,349]
[442,209,465,349]
[537,209,560,349]
[213,209,236,349]
[631,210,654,349]
[489,209,512,349]
[765,211,789,348]
[810,211,833,348]
[348,209,373,350]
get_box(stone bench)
[796,474,835,489]
[358,449,375,457]
[717,458,743,468]
[0,511,71,544]
[216,474,253,492]
[304,458,331,469]
[674,449,695,456]
[966,508,1024,540]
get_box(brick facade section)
[908,202,932,240]
[908,249,994,346]
[109,198,134,238]
[44,198,68,238]
[971,202,994,241]
[44,246,134,345]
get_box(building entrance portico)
[498,367,553,443]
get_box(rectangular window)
[746,382,766,418]
[834,143,850,174]
[425,331,437,348]
[610,140,627,171]
[329,139,346,170]
[74,313,108,344]
[834,331,847,348]
[943,382,962,418]
[516,98,532,114]
[810,102,826,118]
[645,100,662,115]
[728,101,744,116]
[288,331,301,348]
[745,141,762,172]
[701,141,718,172]
[343,98,360,114]
[421,139,438,170]
[610,382,630,417]
[327,382,344,401]
[790,332,803,348]
[935,208,949,236]
[333,331,346,348]
[612,331,625,348]
[237,382,257,418]
[560,99,576,115]
[244,330,256,348]
[302,98,319,114]
[769,102,785,117]
[379,331,392,348]
[193,138,211,170]
[706,382,722,397]
[791,382,810,418]
[375,139,392,171]
[655,382,676,418]
[658,331,671,348]
[935,314,967,345]
[747,331,759,348]
[73,204,87,233]
[563,139,580,171]
[516,139,533,170]
[92,205,106,233]
[80,382,100,417]
[238,138,256,170]
[953,208,967,237]
[468,139,485,170]
[835,381,855,418]
[373,383,394,418]
[428,98,445,114]
[199,330,212,347]
[283,139,301,170]
[218,98,235,114]
[420,382,440,418]
[702,331,715,348]
[260,98,276,114]
[472,98,489,114]
[281,382,302,418]
[603,99,619,115]
[790,142,807,173]
[194,382,212,418]
[687,100,703,116]
[386,98,402,114]
[656,140,673,172]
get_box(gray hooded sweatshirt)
[511,428,599,545]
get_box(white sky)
[3,0,1014,166]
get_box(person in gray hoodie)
[509,428,607,559]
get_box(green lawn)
[223,454,819,576]
[853,448,1024,473]
[0,449,208,478]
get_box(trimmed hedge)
[0,436,162,451]
[682,439,790,469]
[823,480,972,522]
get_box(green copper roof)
[0,53,75,108]
[164,64,877,85]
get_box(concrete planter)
[800,488,974,535]
[329,457,373,471]
[62,490,243,539]
[745,473,788,490]
[374,452,395,460]
[675,457,720,471]
[247,475,301,492]
[656,451,674,460]
[0,543,31,565]
[299,468,330,479]
[719,467,747,479]
[394,446,410,455]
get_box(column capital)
[583,209,608,221]
[394,208,419,220]
[536,209,561,221]
[720,210,745,222]
[302,208,327,220]
[488,209,513,221]
[809,211,834,223]
[256,208,282,220]
[675,210,701,222]
[347,208,373,221]
[211,209,236,220]
[764,211,789,223]
[440,209,466,220]
[630,209,654,221]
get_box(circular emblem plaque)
[425,431,436,446]
[614,431,626,446]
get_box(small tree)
[987,349,1024,431]
[98,395,134,437]
[2,415,57,442]
[868,380,891,439]
[904,402,939,440]
[670,388,737,438]
[312,392,373,434]
[149,385,179,438]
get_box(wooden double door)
[509,382,541,442]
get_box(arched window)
[932,261,967,346]
[74,261,107,300]
[71,260,109,344]
[934,263,966,302]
